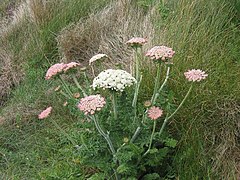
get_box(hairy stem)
[112,92,117,121]
[59,75,73,97]
[167,84,193,120]
[151,63,162,103]
[143,120,157,157]
[152,66,171,104]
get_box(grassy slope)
[0,0,239,179]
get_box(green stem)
[152,66,171,104]
[91,115,119,180]
[72,75,87,97]
[51,119,76,146]
[151,63,162,103]
[166,84,193,121]
[130,127,141,143]
[83,71,91,94]
[143,120,156,157]
[132,75,142,122]
[158,84,193,136]
[59,76,73,97]
[112,92,117,121]
[59,90,70,99]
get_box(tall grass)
[150,0,240,178]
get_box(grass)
[0,0,240,179]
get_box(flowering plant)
[39,36,208,179]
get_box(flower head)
[147,106,163,120]
[184,69,208,82]
[77,94,106,115]
[64,62,80,72]
[126,37,147,48]
[92,69,137,92]
[38,107,52,119]
[145,46,175,61]
[89,54,108,65]
[45,63,66,80]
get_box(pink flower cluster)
[145,46,175,61]
[126,37,147,47]
[38,106,52,119]
[77,95,106,115]
[45,62,80,80]
[184,69,208,82]
[147,106,163,120]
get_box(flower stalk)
[143,120,157,157]
[112,91,118,121]
[72,75,87,97]
[152,66,171,104]
[59,76,73,97]
[151,63,162,103]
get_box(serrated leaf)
[164,138,178,148]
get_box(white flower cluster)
[92,69,137,92]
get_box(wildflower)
[123,137,129,143]
[45,63,66,80]
[89,54,108,65]
[64,62,80,72]
[145,46,175,61]
[126,37,147,48]
[184,69,208,82]
[92,69,137,92]
[73,92,80,98]
[77,94,106,115]
[147,106,163,120]
[144,100,152,107]
[38,107,52,119]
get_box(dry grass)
[205,100,240,178]
[57,0,155,74]
[0,48,24,106]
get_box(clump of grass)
[57,0,155,73]
[149,0,240,178]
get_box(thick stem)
[132,75,143,122]
[59,75,73,97]
[151,63,162,103]
[143,120,157,157]
[152,66,171,104]
[91,115,119,180]
[72,75,87,97]
[112,92,117,121]
[92,116,116,155]
[130,127,141,143]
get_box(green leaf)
[164,138,178,148]
[142,173,160,180]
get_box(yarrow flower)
[92,69,137,92]
[184,69,208,82]
[77,95,106,115]
[63,62,80,72]
[38,107,52,119]
[126,37,147,48]
[147,106,163,120]
[145,46,175,61]
[89,54,108,65]
[45,63,66,80]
